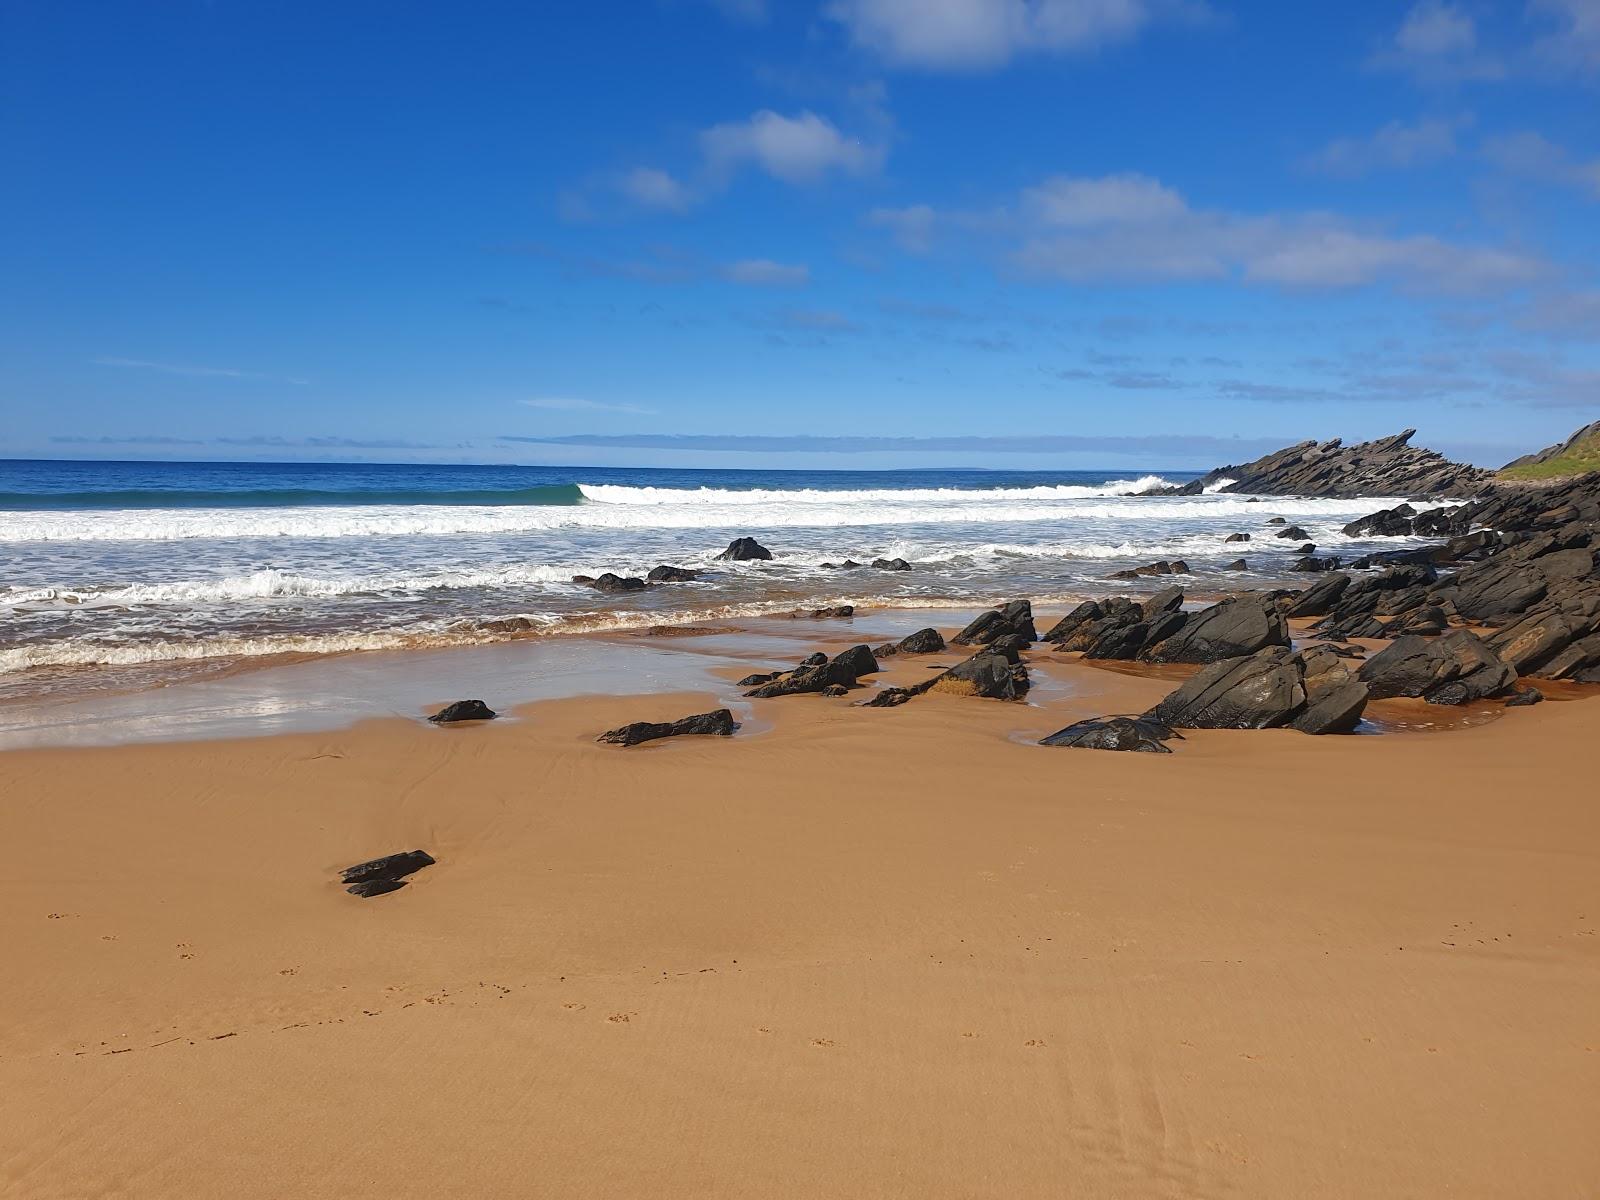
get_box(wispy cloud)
[520,396,657,415]
[51,434,207,446]
[871,171,1547,294]
[498,432,1290,458]
[94,356,252,379]
[1302,116,1463,177]
[720,258,811,286]
[1372,1,1504,82]
[824,0,1213,71]
[701,109,884,184]
[1481,130,1600,198]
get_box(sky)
[3,0,1598,472]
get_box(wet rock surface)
[428,699,497,724]
[341,850,435,897]
[598,708,739,746]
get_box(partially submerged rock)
[597,708,738,746]
[428,699,497,724]
[1039,716,1178,753]
[717,537,773,561]
[647,565,699,582]
[588,572,647,593]
[871,557,912,571]
[341,850,435,897]
[745,645,880,697]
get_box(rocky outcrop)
[871,557,912,571]
[952,600,1037,646]
[874,627,946,656]
[1038,716,1179,753]
[1144,646,1368,733]
[597,708,738,746]
[1164,430,1492,498]
[796,605,855,619]
[1142,595,1288,664]
[1106,560,1189,580]
[717,537,773,561]
[745,645,879,697]
[647,565,699,582]
[341,850,435,898]
[1357,630,1516,705]
[927,650,1029,700]
[428,700,497,723]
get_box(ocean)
[0,458,1430,701]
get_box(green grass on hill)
[1498,431,1600,481]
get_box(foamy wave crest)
[0,564,599,609]
[0,489,1408,544]
[575,476,1176,506]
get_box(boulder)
[597,708,738,746]
[1225,532,1251,543]
[1291,679,1369,734]
[1142,595,1290,664]
[1039,716,1179,753]
[717,537,773,561]
[428,700,497,724]
[1291,556,1341,572]
[745,645,879,697]
[1276,525,1312,541]
[1145,648,1307,730]
[1142,585,1185,616]
[1358,630,1517,705]
[1042,601,1102,643]
[799,605,855,619]
[737,672,778,687]
[647,565,699,582]
[1285,572,1351,618]
[589,572,647,593]
[340,850,435,897]
[952,599,1036,646]
[895,627,946,654]
[1342,506,1417,537]
[1487,609,1595,674]
[1224,558,1250,571]
[1505,687,1544,707]
[871,557,912,571]
[820,684,849,697]
[928,650,1028,700]
[821,560,862,570]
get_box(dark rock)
[598,708,738,746]
[1505,687,1544,707]
[1039,716,1178,753]
[1276,525,1312,541]
[428,700,497,724]
[1342,506,1417,538]
[801,605,855,619]
[952,599,1036,646]
[1083,621,1152,661]
[1224,558,1250,571]
[647,565,699,582]
[1161,430,1492,498]
[1388,605,1449,636]
[1487,608,1597,673]
[1358,630,1517,705]
[716,537,772,561]
[1142,586,1185,616]
[896,627,946,654]
[801,652,828,667]
[1291,556,1341,573]
[1296,543,1317,555]
[737,672,778,687]
[341,850,435,895]
[1145,648,1307,730]
[590,572,647,593]
[929,650,1028,700]
[820,560,862,570]
[1267,517,1287,525]
[1042,601,1102,643]
[820,684,849,697]
[1225,532,1251,543]
[1533,632,1600,680]
[347,878,409,898]
[1285,572,1351,618]
[871,557,912,571]
[1142,595,1290,664]
[1107,560,1191,581]
[570,575,595,585]
[1291,679,1369,734]
[746,645,879,698]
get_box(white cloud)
[721,258,811,286]
[1482,130,1600,198]
[520,397,655,415]
[1022,172,1186,225]
[825,0,1206,70]
[873,172,1547,294]
[1530,0,1600,72]
[617,166,694,212]
[701,109,883,184]
[1303,117,1461,176]
[1375,1,1504,81]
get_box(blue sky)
[3,0,1598,470]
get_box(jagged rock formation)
[1163,430,1492,498]
[1500,420,1600,482]
[597,708,738,746]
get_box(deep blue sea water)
[0,458,1427,698]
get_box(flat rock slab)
[597,708,739,746]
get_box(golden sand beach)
[2,624,1596,1198]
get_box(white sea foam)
[0,489,1410,544]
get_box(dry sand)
[1,635,1597,1198]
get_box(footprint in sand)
[562,1002,586,1011]
[607,1012,637,1024]
[810,1038,835,1048]
[1025,1039,1046,1047]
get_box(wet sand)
[1,627,1597,1198]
